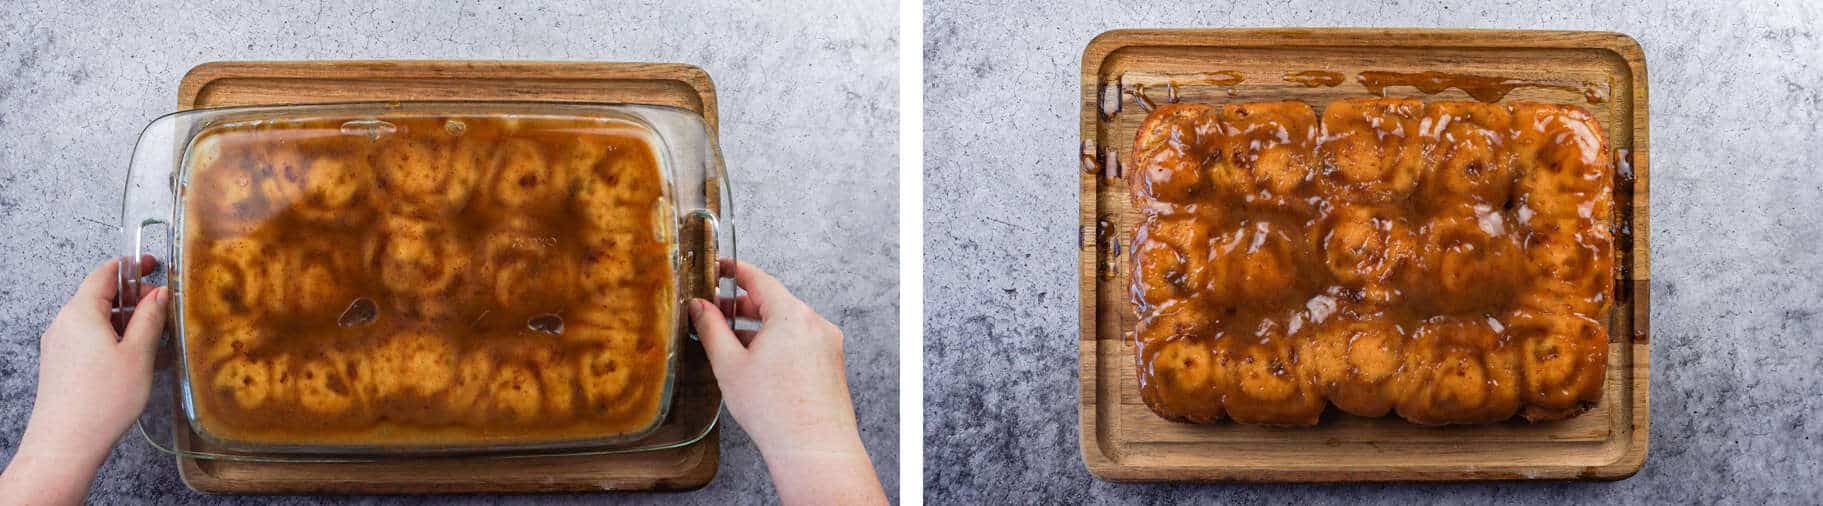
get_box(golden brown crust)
[1128,99,1613,426]
[1508,308,1608,421]
[1129,103,1224,208]
[1417,101,1518,209]
[1318,98,1424,202]
[1221,101,1319,210]
[1302,312,1405,418]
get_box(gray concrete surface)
[925,0,1822,503]
[0,0,897,503]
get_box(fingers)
[717,294,763,320]
[121,287,170,364]
[135,255,160,275]
[74,258,124,315]
[74,256,160,316]
[688,298,743,367]
[717,259,798,320]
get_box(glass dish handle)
[684,209,738,334]
[115,113,181,330]
[114,219,171,329]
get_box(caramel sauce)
[1172,71,1245,87]
[1099,81,1124,120]
[1081,139,1101,175]
[181,114,676,447]
[1128,99,1613,426]
[1356,70,1605,104]
[1133,72,1248,108]
[1584,85,1610,104]
[1284,70,1345,88]
[1125,84,1157,112]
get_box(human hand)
[1,257,169,505]
[687,259,885,505]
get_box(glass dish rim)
[117,100,734,460]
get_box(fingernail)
[155,287,170,305]
[687,299,703,319]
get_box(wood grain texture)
[1076,29,1650,482]
[173,60,721,495]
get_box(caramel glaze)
[181,114,675,446]
[1357,70,1605,105]
[1284,71,1345,88]
[1174,71,1246,87]
[1128,99,1613,426]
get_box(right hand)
[687,259,885,505]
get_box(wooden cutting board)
[1077,29,1651,482]
[172,60,722,494]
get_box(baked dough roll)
[189,137,277,238]
[191,237,274,319]
[578,230,649,298]
[1301,313,1406,417]
[1317,97,1424,202]
[269,238,361,319]
[1511,103,1613,222]
[575,135,666,230]
[1221,101,1318,199]
[1394,316,1520,425]
[210,356,269,411]
[290,149,378,225]
[567,302,651,348]
[508,344,578,420]
[212,355,280,411]
[1507,309,1607,421]
[1219,326,1325,426]
[368,331,458,399]
[294,356,356,416]
[1132,300,1225,422]
[1519,217,1614,316]
[479,217,578,309]
[440,348,498,423]
[488,138,569,213]
[1132,299,1217,347]
[1132,213,1221,309]
[267,354,297,404]
[1129,103,1232,205]
[1217,218,1319,307]
[195,318,269,363]
[579,342,666,422]
[1319,203,1418,304]
[375,137,483,216]
[1412,204,1523,314]
[577,345,636,416]
[252,145,308,213]
[557,136,609,190]
[371,216,469,301]
[1137,336,1227,423]
[487,361,544,422]
[337,333,444,405]
[1418,101,1516,208]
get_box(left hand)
[1,257,169,504]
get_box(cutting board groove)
[172,60,721,495]
[1077,29,1650,482]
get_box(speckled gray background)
[0,0,897,503]
[925,0,1821,503]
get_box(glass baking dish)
[115,102,734,459]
